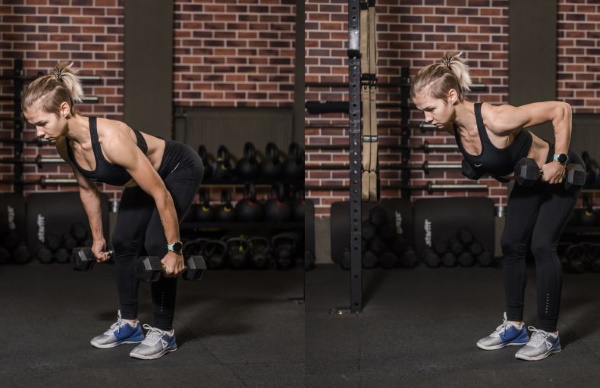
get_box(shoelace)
[141,324,169,346]
[527,327,552,347]
[491,315,511,337]
[104,314,126,335]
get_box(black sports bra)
[455,103,532,177]
[66,117,148,186]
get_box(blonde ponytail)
[411,51,473,102]
[22,61,84,115]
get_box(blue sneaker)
[90,311,144,349]
[477,313,529,350]
[515,327,561,361]
[129,325,178,360]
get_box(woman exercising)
[411,52,584,361]
[22,62,203,360]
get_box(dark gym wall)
[124,0,173,139]
[509,0,557,140]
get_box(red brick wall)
[305,0,600,218]
[0,0,296,202]
[173,0,296,108]
[0,0,125,199]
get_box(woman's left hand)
[540,162,566,185]
[161,251,186,277]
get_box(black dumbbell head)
[514,158,540,186]
[182,256,207,281]
[136,256,163,282]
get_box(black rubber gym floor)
[306,265,600,387]
[0,263,304,388]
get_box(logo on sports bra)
[475,163,483,168]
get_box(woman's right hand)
[92,238,111,262]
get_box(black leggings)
[111,141,203,330]
[501,151,583,332]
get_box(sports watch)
[553,153,568,165]
[167,241,183,253]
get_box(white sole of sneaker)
[129,347,177,360]
[477,341,528,351]
[91,339,143,349]
[515,348,561,361]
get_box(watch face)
[558,154,568,163]
[171,242,183,251]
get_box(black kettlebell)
[282,142,304,182]
[291,186,305,221]
[225,237,250,269]
[579,193,598,227]
[271,232,300,270]
[212,145,233,181]
[204,240,227,269]
[235,182,264,222]
[213,189,236,222]
[194,189,215,222]
[264,183,292,223]
[261,142,283,180]
[198,145,214,182]
[235,142,261,181]
[183,238,208,257]
[248,236,271,269]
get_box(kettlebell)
[235,142,261,181]
[194,189,215,222]
[198,145,214,182]
[213,189,236,222]
[261,142,283,180]
[282,142,304,182]
[225,237,250,269]
[264,183,292,223]
[248,236,271,269]
[235,182,264,222]
[579,193,598,227]
[204,239,227,269]
[291,186,305,221]
[183,238,208,257]
[271,232,300,270]
[212,145,233,181]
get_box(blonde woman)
[411,52,583,361]
[22,62,203,360]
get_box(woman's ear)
[447,88,458,105]
[59,101,71,118]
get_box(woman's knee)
[529,239,555,261]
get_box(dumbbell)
[457,251,475,267]
[423,248,441,268]
[399,248,419,269]
[476,251,494,267]
[363,250,379,269]
[514,157,585,190]
[441,251,457,267]
[136,255,207,282]
[71,247,114,271]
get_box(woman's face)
[23,102,68,143]
[412,88,456,128]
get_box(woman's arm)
[56,138,109,261]
[483,101,572,184]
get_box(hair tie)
[54,69,64,81]
[442,57,452,68]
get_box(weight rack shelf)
[181,221,304,231]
